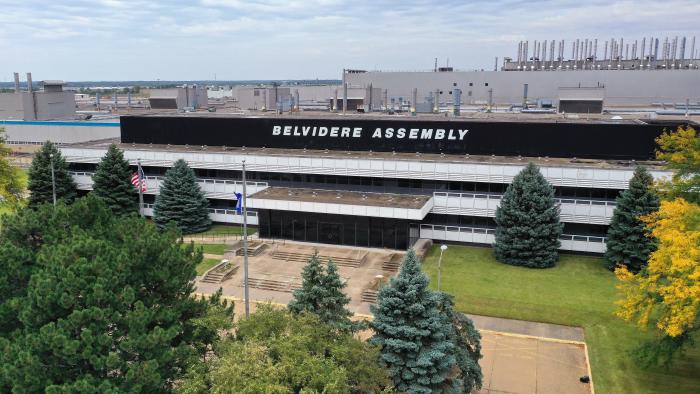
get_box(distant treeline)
[0,79,341,90]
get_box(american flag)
[131,167,147,192]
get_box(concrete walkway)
[467,314,585,343]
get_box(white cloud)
[0,0,697,80]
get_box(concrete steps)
[382,253,402,272]
[201,262,238,284]
[243,277,302,293]
[271,250,366,268]
[361,289,378,303]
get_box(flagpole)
[242,159,250,318]
[137,159,144,218]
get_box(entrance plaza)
[194,240,592,394]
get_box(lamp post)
[437,244,447,291]
[242,160,250,318]
[49,153,56,206]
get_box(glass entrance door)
[319,222,343,244]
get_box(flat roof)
[120,111,700,126]
[250,187,431,209]
[63,139,666,170]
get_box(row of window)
[424,214,609,236]
[68,163,623,200]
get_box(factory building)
[344,36,700,111]
[145,85,208,110]
[60,113,690,254]
[0,73,76,120]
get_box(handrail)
[419,223,607,243]
[433,191,616,207]
[69,172,268,188]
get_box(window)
[254,90,260,97]
[468,82,473,86]
[484,82,489,86]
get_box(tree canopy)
[27,140,76,206]
[177,306,389,394]
[288,251,354,331]
[92,144,138,215]
[655,126,700,204]
[0,128,24,207]
[371,249,482,393]
[494,162,562,268]
[604,166,660,272]
[153,159,211,234]
[616,198,700,367]
[0,195,225,392]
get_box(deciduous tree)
[92,144,138,215]
[0,128,24,208]
[27,141,76,206]
[494,162,562,268]
[604,166,660,272]
[655,125,700,204]
[153,159,211,234]
[177,306,389,394]
[616,198,700,367]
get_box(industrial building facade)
[60,114,685,254]
[344,69,700,109]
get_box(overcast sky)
[1,0,698,81]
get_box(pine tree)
[494,162,562,268]
[91,144,138,216]
[288,252,354,331]
[604,166,660,272]
[27,141,76,206]
[0,195,228,392]
[153,159,211,234]
[370,249,458,394]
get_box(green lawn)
[421,245,700,394]
[197,243,228,255]
[196,224,257,236]
[196,258,221,276]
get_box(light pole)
[437,244,447,291]
[49,153,56,206]
[241,160,250,318]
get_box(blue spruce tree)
[494,162,562,268]
[370,249,458,393]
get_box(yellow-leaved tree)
[655,125,700,204]
[615,125,700,367]
[616,198,700,366]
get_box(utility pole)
[242,160,250,318]
[137,159,144,217]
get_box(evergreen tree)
[436,293,483,393]
[92,144,138,216]
[0,195,228,392]
[153,159,211,234]
[604,166,660,272]
[370,249,458,394]
[27,141,76,206]
[319,260,354,330]
[494,162,562,268]
[288,252,354,331]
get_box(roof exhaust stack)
[13,72,20,92]
[26,72,33,92]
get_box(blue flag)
[235,192,242,214]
